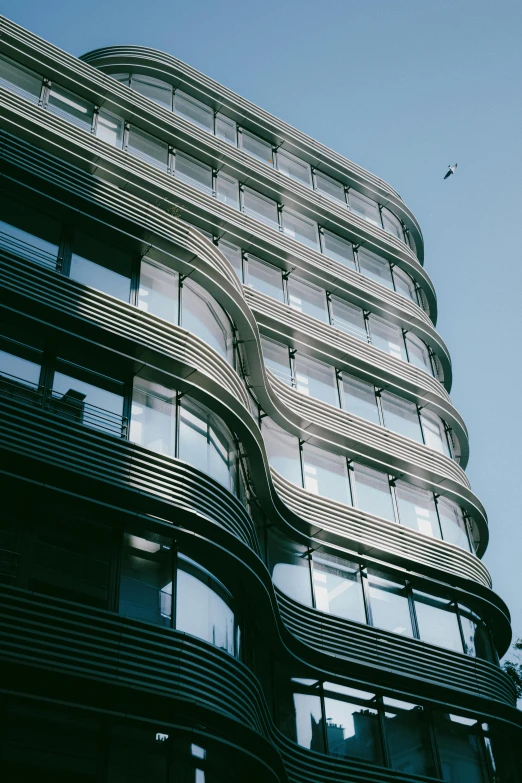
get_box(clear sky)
[2,0,521,652]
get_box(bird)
[444,164,457,180]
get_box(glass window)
[293,692,324,751]
[242,187,279,228]
[0,54,42,103]
[437,498,471,551]
[383,697,436,776]
[331,297,367,341]
[367,570,413,636]
[381,391,422,442]
[138,260,179,324]
[111,73,130,86]
[52,367,124,436]
[174,90,213,131]
[294,354,338,407]
[269,531,312,607]
[218,240,242,280]
[215,113,237,145]
[96,109,124,148]
[282,209,318,249]
[0,347,41,387]
[240,130,273,164]
[342,375,380,425]
[262,417,301,485]
[354,464,395,521]
[421,409,450,456]
[482,725,519,783]
[179,397,236,491]
[119,529,173,626]
[216,172,239,208]
[131,74,173,109]
[393,266,417,302]
[405,333,434,375]
[368,315,407,361]
[127,126,169,172]
[177,555,235,654]
[433,713,487,783]
[0,198,60,270]
[69,231,132,301]
[348,191,381,226]
[287,278,328,322]
[47,85,93,131]
[182,278,233,362]
[314,170,345,202]
[301,443,351,505]
[247,256,284,301]
[322,230,356,270]
[175,151,213,194]
[130,378,177,456]
[413,591,464,653]
[381,207,405,242]
[357,249,394,290]
[458,605,494,661]
[312,553,365,623]
[277,149,312,186]
[395,481,441,538]
[323,690,383,762]
[261,338,292,385]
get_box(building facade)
[0,14,520,781]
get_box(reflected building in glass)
[0,14,520,782]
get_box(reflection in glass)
[293,693,324,751]
[179,398,235,490]
[357,249,394,290]
[342,375,380,425]
[96,109,124,148]
[369,316,407,361]
[395,481,441,538]
[421,409,450,456]
[0,200,60,270]
[437,498,471,551]
[0,54,42,103]
[277,149,312,186]
[138,260,179,323]
[287,278,328,322]
[0,349,41,386]
[434,713,486,783]
[175,152,213,194]
[323,693,382,763]
[348,191,381,225]
[53,369,123,435]
[383,698,435,775]
[182,278,233,362]
[269,531,312,607]
[216,172,239,208]
[331,298,367,341]
[47,85,93,131]
[69,231,132,301]
[367,570,413,637]
[353,464,395,521]
[127,126,169,171]
[247,257,284,301]
[294,354,338,406]
[314,170,345,202]
[282,210,318,249]
[261,338,292,385]
[381,392,422,442]
[262,417,301,485]
[458,605,494,661]
[322,230,356,269]
[174,90,213,131]
[119,530,173,627]
[312,554,365,623]
[130,379,177,456]
[414,591,463,653]
[405,333,433,375]
[302,443,351,505]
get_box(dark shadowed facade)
[0,14,520,782]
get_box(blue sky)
[3,0,522,651]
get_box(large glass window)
[0,345,41,388]
[381,391,423,442]
[218,239,242,279]
[240,130,273,164]
[301,443,351,505]
[294,354,338,406]
[433,713,487,783]
[293,689,324,751]
[348,191,381,226]
[357,249,394,290]
[342,375,380,425]
[132,74,173,109]
[367,570,413,637]
[437,498,471,551]
[127,126,169,171]
[261,337,292,385]
[0,197,60,269]
[69,231,132,301]
[269,531,313,607]
[0,55,42,103]
[262,417,301,485]
[175,151,213,194]
[392,266,418,302]
[277,149,312,186]
[52,364,124,436]
[405,332,434,375]
[138,260,179,324]
[216,172,239,208]
[215,113,237,145]
[174,90,213,131]
[383,697,436,776]
[330,297,368,341]
[246,256,284,301]
[242,187,279,228]
[314,170,345,202]
[421,409,451,456]
[322,230,356,270]
[177,554,236,655]
[130,378,177,456]
[312,553,365,624]
[323,684,383,763]
[353,464,395,521]
[414,592,464,653]
[282,209,318,249]
[179,397,236,491]
[459,605,495,661]
[368,315,407,361]
[119,529,173,626]
[381,207,405,242]
[47,85,93,131]
[395,481,441,538]
[96,109,124,148]
[287,277,328,322]
[182,278,233,363]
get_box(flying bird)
[444,164,457,180]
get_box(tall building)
[0,14,520,781]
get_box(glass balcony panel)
[131,74,173,110]
[294,354,338,406]
[367,570,413,637]
[52,369,124,436]
[216,172,239,208]
[269,531,313,607]
[179,397,236,491]
[314,170,345,202]
[242,187,279,228]
[342,375,380,425]
[381,207,405,242]
[433,713,487,783]
[262,417,301,485]
[380,391,422,442]
[393,266,418,302]
[348,190,381,226]
[0,349,41,387]
[96,109,124,148]
[261,337,292,386]
[47,84,94,131]
[130,379,177,457]
[127,126,169,172]
[240,130,273,164]
[0,54,42,103]
[368,315,407,361]
[405,333,434,375]
[175,151,213,194]
[330,298,367,341]
[282,209,319,249]
[394,481,441,538]
[437,498,471,551]
[215,113,237,145]
[323,695,383,763]
[413,591,464,652]
[69,231,132,301]
[301,443,351,505]
[218,239,243,280]
[182,278,233,362]
[312,553,365,623]
[293,694,324,751]
[138,260,179,324]
[322,230,356,270]
[421,409,450,456]
[287,277,328,322]
[383,698,436,776]
[353,464,395,521]
[277,149,312,186]
[174,90,213,131]
[357,248,394,290]
[247,256,284,301]
[0,198,60,270]
[119,529,173,627]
